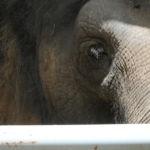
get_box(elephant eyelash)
[90,45,105,60]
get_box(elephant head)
[1,0,150,124]
[38,0,150,124]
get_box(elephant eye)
[89,44,108,61]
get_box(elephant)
[0,0,150,124]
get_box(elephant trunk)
[116,30,150,123]
[101,21,150,123]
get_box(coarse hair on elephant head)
[0,0,150,124]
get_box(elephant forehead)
[101,20,150,43]
[77,0,150,28]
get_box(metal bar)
[0,125,150,150]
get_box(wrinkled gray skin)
[38,0,150,124]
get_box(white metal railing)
[0,125,150,150]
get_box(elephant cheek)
[38,50,58,103]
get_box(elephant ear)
[0,14,18,88]
[0,0,53,124]
[0,3,19,123]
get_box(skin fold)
[0,0,150,124]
